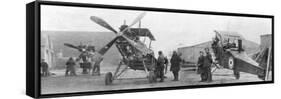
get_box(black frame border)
[26,0,274,98]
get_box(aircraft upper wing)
[215,30,245,41]
[130,28,156,40]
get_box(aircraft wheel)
[105,72,113,85]
[228,56,234,69]
[258,75,265,80]
[148,71,157,83]
[234,70,240,79]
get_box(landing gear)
[104,61,127,85]
[148,71,157,83]
[234,70,240,79]
[228,56,240,79]
[228,56,234,69]
[258,75,265,80]
[105,72,113,85]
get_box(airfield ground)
[41,65,264,94]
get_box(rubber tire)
[105,72,113,85]
[228,56,234,69]
[148,71,157,83]
[234,70,240,79]
[229,56,240,80]
[258,75,265,80]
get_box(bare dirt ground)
[41,66,263,94]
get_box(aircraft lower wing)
[229,51,265,78]
[229,51,259,66]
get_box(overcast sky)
[41,5,272,55]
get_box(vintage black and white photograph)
[40,5,273,95]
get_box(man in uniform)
[92,57,103,76]
[197,51,205,81]
[41,59,49,77]
[87,48,103,76]
[157,51,165,82]
[170,51,182,81]
[65,57,77,76]
[79,51,90,74]
[203,48,213,82]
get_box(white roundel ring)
[228,56,234,69]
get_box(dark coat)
[164,57,169,65]
[203,53,213,68]
[170,55,181,72]
[197,55,204,66]
[157,55,165,69]
[66,60,76,69]
[204,53,213,81]
[197,55,204,74]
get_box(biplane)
[211,30,266,80]
[66,12,158,85]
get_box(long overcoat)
[170,54,181,72]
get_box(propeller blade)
[129,12,146,28]
[98,36,120,55]
[64,43,81,50]
[120,12,146,33]
[90,16,118,34]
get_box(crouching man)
[65,57,77,76]
[41,59,49,77]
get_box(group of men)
[156,49,213,83]
[156,51,182,82]
[65,49,103,76]
[40,49,103,77]
[197,48,213,82]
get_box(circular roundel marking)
[228,56,234,69]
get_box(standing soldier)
[88,49,96,75]
[41,59,49,77]
[197,51,205,82]
[170,51,182,81]
[88,47,103,76]
[79,51,90,74]
[157,51,165,82]
[65,57,77,76]
[203,48,213,82]
[92,57,103,76]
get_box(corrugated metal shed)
[177,41,211,63]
